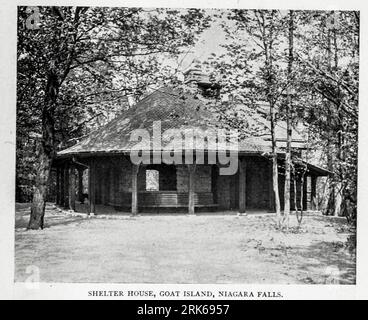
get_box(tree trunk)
[27,73,58,230]
[260,10,281,227]
[272,152,281,227]
[324,19,338,216]
[333,24,343,217]
[270,98,281,225]
[293,168,300,224]
[269,83,281,224]
[27,150,53,229]
[26,7,82,229]
[300,173,305,214]
[283,10,294,229]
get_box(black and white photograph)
[0,0,367,301]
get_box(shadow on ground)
[15,204,85,229]
[293,241,356,284]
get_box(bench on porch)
[108,191,218,209]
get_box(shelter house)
[53,62,329,215]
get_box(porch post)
[268,160,275,212]
[303,175,308,211]
[239,158,246,214]
[88,158,96,215]
[69,164,76,211]
[109,164,115,205]
[105,165,110,205]
[56,167,60,205]
[100,163,105,205]
[60,165,65,207]
[78,168,84,203]
[131,163,139,215]
[188,164,196,215]
[211,165,218,204]
[63,164,69,209]
[311,175,317,210]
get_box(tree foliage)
[17,6,210,228]
[207,9,358,223]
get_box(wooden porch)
[53,155,322,215]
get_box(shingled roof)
[58,87,305,157]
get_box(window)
[146,170,159,191]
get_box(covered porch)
[52,153,328,215]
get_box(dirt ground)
[14,203,356,284]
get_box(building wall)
[95,156,132,205]
[176,165,212,192]
[195,165,212,192]
[93,156,274,210]
[95,156,272,210]
[137,166,146,191]
[246,157,271,209]
[215,157,272,211]
[103,160,213,200]
[217,174,231,210]
[62,154,314,212]
[118,157,133,192]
